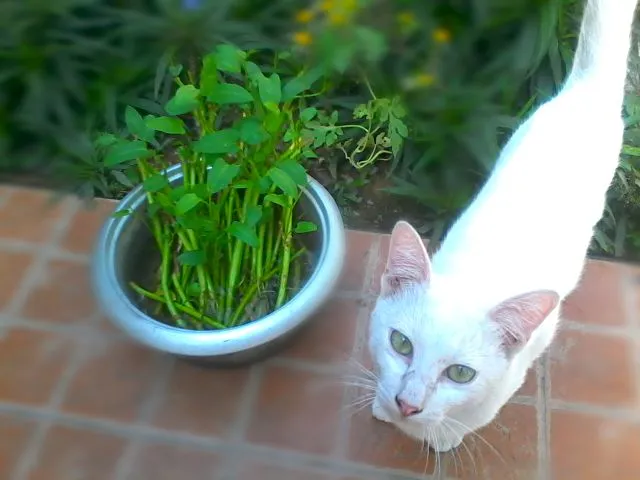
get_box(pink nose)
[395,396,422,417]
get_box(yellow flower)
[397,11,417,28]
[319,0,334,11]
[293,31,313,46]
[432,27,452,43]
[414,73,435,87]
[403,72,436,90]
[295,9,314,23]
[328,11,347,25]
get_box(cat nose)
[395,396,422,417]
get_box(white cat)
[368,0,639,452]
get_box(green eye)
[390,329,413,356]
[445,365,477,384]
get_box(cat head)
[368,221,558,428]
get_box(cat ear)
[490,290,560,350]
[381,221,431,297]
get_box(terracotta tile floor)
[0,184,639,480]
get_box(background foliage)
[1,0,638,259]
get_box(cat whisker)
[341,393,376,417]
[346,357,379,382]
[446,417,507,468]
[442,419,476,478]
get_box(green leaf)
[104,140,150,167]
[207,83,253,105]
[165,85,200,115]
[294,221,318,234]
[143,174,169,193]
[282,66,325,101]
[169,64,183,77]
[278,159,307,185]
[264,193,289,207]
[354,26,388,63]
[95,133,118,148]
[268,167,298,197]
[200,53,218,98]
[177,250,206,266]
[175,193,202,215]
[238,118,269,145]
[258,73,282,107]
[186,282,202,297]
[207,157,241,194]
[146,116,186,134]
[193,129,240,154]
[300,107,317,122]
[213,44,246,73]
[125,106,154,142]
[244,61,264,85]
[111,209,132,218]
[245,205,263,227]
[228,222,259,247]
[112,170,134,188]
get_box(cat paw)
[372,398,393,424]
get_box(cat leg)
[372,396,393,424]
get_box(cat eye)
[445,364,477,384]
[390,329,413,356]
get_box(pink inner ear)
[381,221,431,297]
[490,290,560,349]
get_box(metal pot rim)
[91,164,346,357]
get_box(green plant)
[98,44,329,330]
[304,92,408,169]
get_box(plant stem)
[275,205,293,308]
[160,236,180,320]
[130,282,225,329]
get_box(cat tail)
[565,0,639,92]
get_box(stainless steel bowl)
[91,164,346,366]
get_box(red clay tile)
[445,404,538,479]
[550,409,640,480]
[235,462,332,480]
[346,405,437,475]
[60,339,160,421]
[0,329,74,405]
[0,414,37,478]
[339,230,376,292]
[25,425,126,480]
[21,259,97,325]
[245,366,343,455]
[151,361,250,438]
[561,260,627,326]
[0,189,69,244]
[367,233,390,297]
[549,329,636,407]
[126,442,221,480]
[60,199,115,254]
[515,363,538,398]
[281,297,361,365]
[0,250,33,311]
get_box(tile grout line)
[220,364,265,479]
[537,352,552,480]
[113,354,176,480]
[4,198,81,317]
[620,271,640,413]
[0,400,432,480]
[333,234,380,460]
[11,341,89,480]
[7,198,82,480]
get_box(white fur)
[368,0,639,452]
